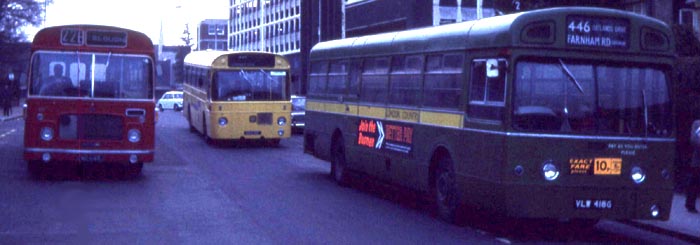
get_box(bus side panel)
[304,101,333,162]
[452,124,507,211]
[183,87,208,135]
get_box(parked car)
[291,95,305,133]
[157,91,183,111]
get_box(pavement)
[1,99,697,242]
[626,192,700,243]
[0,98,24,122]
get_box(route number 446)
[568,20,591,33]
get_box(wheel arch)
[429,145,453,190]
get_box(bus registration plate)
[80,155,103,162]
[575,199,612,209]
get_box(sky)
[23,0,229,46]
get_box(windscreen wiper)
[558,59,585,95]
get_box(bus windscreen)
[30,51,153,99]
[212,69,287,101]
[512,58,671,137]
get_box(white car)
[157,91,183,111]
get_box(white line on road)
[0,129,17,139]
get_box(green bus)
[303,7,675,224]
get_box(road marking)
[0,129,17,138]
[495,237,512,244]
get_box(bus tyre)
[434,156,459,224]
[203,115,212,144]
[187,106,196,133]
[331,137,350,186]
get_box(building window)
[680,8,698,28]
[625,1,648,16]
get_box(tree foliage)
[0,0,50,43]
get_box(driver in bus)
[40,64,72,96]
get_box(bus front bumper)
[24,148,154,164]
[500,184,673,221]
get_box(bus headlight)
[542,161,559,181]
[218,117,228,126]
[277,117,287,126]
[631,166,646,184]
[40,127,54,141]
[128,129,141,143]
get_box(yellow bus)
[182,51,292,145]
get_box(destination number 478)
[568,20,591,33]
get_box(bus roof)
[184,50,290,69]
[310,7,674,60]
[31,25,154,55]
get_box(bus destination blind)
[60,28,128,47]
[566,16,629,49]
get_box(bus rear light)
[277,117,287,126]
[42,153,51,163]
[278,129,284,136]
[630,166,646,184]
[542,161,559,181]
[128,129,141,143]
[40,127,54,141]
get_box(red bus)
[24,25,156,177]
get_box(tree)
[0,0,50,43]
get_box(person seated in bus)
[40,64,72,96]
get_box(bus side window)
[328,60,349,97]
[389,55,423,106]
[424,53,463,109]
[469,59,506,121]
[360,58,389,104]
[308,61,328,97]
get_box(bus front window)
[30,51,153,99]
[213,70,287,101]
[512,58,672,137]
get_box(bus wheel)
[187,106,196,133]
[203,118,212,144]
[434,156,459,224]
[331,136,350,186]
